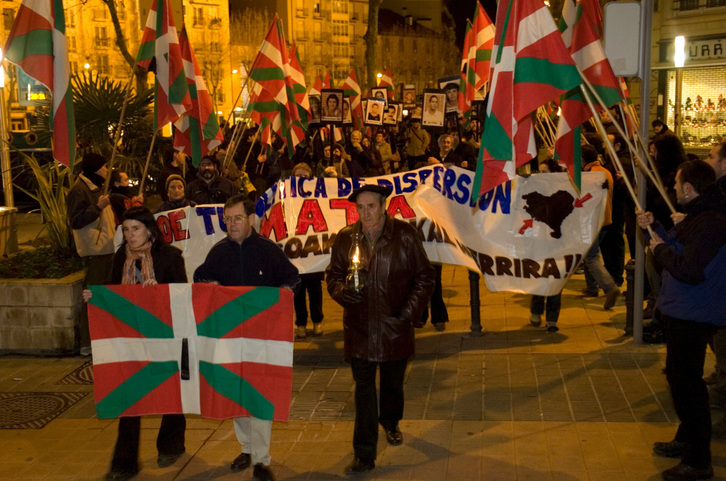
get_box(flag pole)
[137,130,159,196]
[222,120,248,174]
[579,84,654,236]
[577,71,676,214]
[242,131,261,172]
[102,67,137,196]
[223,68,253,129]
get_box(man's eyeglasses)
[223,215,247,224]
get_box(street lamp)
[376,72,382,86]
[674,35,685,139]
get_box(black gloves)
[342,287,364,305]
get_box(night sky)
[446,0,498,50]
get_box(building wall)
[649,0,726,148]
[1,0,234,123]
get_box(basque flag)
[89,284,293,421]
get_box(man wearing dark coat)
[326,185,435,475]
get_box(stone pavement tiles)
[0,266,725,480]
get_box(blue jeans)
[584,227,617,294]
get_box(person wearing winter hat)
[155,174,196,213]
[66,152,117,356]
[185,155,239,205]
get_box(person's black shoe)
[433,322,446,331]
[231,452,251,471]
[105,468,139,481]
[383,425,403,445]
[653,440,686,458]
[253,463,275,481]
[643,329,667,344]
[345,458,375,475]
[661,462,713,481]
[157,451,184,468]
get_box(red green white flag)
[3,0,75,167]
[288,42,310,133]
[308,75,323,97]
[136,0,192,131]
[554,0,623,176]
[378,67,394,99]
[173,26,222,168]
[474,0,581,197]
[340,67,363,130]
[322,69,333,89]
[89,283,293,421]
[248,16,304,156]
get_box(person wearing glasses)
[193,194,299,481]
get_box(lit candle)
[352,246,360,289]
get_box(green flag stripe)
[250,66,285,82]
[476,50,492,62]
[136,42,154,63]
[196,287,280,338]
[514,58,581,91]
[89,286,174,338]
[168,68,189,103]
[480,113,513,161]
[495,0,515,64]
[5,30,53,60]
[96,361,179,418]
[199,361,275,420]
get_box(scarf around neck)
[122,241,155,285]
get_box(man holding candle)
[327,184,436,475]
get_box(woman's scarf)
[121,241,155,285]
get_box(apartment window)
[193,7,204,26]
[210,42,221,53]
[64,10,76,28]
[98,55,109,75]
[95,26,109,47]
[68,36,77,53]
[216,92,225,103]
[93,7,107,20]
[3,8,15,31]
[707,0,726,6]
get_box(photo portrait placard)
[309,95,321,124]
[365,97,385,126]
[422,90,445,127]
[402,85,416,109]
[383,102,399,125]
[321,89,344,124]
[438,75,460,114]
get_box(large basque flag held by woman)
[88,284,293,421]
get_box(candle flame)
[352,246,360,264]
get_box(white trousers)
[233,416,272,466]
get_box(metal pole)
[674,68,682,139]
[633,0,654,345]
[0,84,13,207]
[468,270,483,336]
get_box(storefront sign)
[666,37,726,62]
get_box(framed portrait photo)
[383,102,399,125]
[309,95,321,124]
[410,102,423,120]
[402,85,416,109]
[438,75,460,114]
[321,89,344,123]
[342,98,353,124]
[422,90,445,127]
[365,98,385,126]
[371,87,388,107]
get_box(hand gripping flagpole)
[576,70,676,216]
[578,83,654,236]
[96,67,138,244]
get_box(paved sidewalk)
[0,265,723,481]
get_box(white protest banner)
[117,167,606,296]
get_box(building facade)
[650,0,726,151]
[1,0,234,129]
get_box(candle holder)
[346,234,367,292]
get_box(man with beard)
[186,155,239,205]
[66,152,118,356]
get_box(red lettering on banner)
[295,199,329,235]
[168,209,190,241]
[157,216,173,244]
[330,199,359,225]
[259,203,288,242]
[387,195,415,219]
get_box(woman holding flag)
[83,207,187,481]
